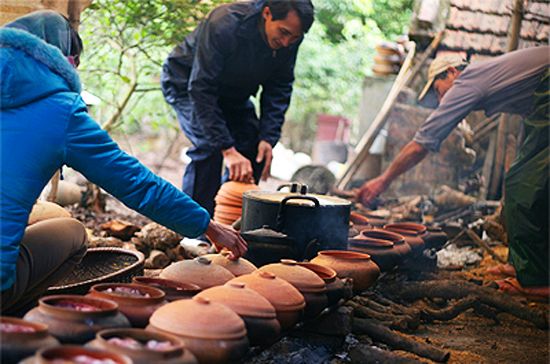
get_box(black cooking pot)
[241,183,351,260]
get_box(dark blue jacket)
[161,0,300,151]
[0,27,210,291]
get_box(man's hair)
[266,0,315,33]
[435,63,468,81]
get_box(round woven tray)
[46,247,145,295]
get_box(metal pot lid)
[243,191,351,206]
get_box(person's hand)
[222,147,254,183]
[356,175,389,206]
[205,220,248,260]
[256,140,273,181]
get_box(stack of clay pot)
[372,41,403,76]
[214,181,259,225]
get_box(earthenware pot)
[228,271,305,330]
[423,226,448,249]
[160,256,235,289]
[310,250,380,292]
[201,252,257,277]
[147,296,249,364]
[348,233,400,272]
[132,277,201,302]
[24,295,130,344]
[196,282,280,347]
[384,223,426,255]
[361,229,412,262]
[295,262,353,306]
[0,316,59,363]
[88,328,197,364]
[259,259,328,318]
[20,345,132,364]
[88,283,167,328]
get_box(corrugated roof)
[440,0,549,56]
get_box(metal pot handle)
[276,183,308,194]
[276,195,320,231]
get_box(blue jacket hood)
[0,27,81,110]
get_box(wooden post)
[488,0,524,198]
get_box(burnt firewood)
[348,301,419,331]
[383,280,548,329]
[420,296,478,322]
[349,344,427,364]
[352,318,450,362]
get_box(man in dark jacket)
[161,0,314,215]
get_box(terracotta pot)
[228,271,305,330]
[259,259,328,318]
[295,262,353,306]
[349,212,370,226]
[0,316,59,363]
[310,250,380,292]
[88,328,197,364]
[132,277,201,302]
[384,223,426,255]
[348,233,399,272]
[361,229,412,262]
[423,227,448,249]
[160,256,235,289]
[87,283,167,328]
[202,252,257,277]
[20,345,132,364]
[147,296,249,364]
[196,282,280,347]
[24,295,130,344]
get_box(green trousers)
[504,70,549,287]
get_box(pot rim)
[295,262,337,282]
[38,295,119,318]
[0,316,50,338]
[95,328,185,357]
[132,276,202,293]
[384,222,427,235]
[318,250,372,260]
[36,344,132,364]
[360,229,405,244]
[243,190,351,207]
[89,283,166,304]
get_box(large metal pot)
[241,183,351,261]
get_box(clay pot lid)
[295,262,337,283]
[228,271,305,312]
[0,316,48,335]
[220,181,260,198]
[214,204,242,214]
[37,345,132,364]
[89,283,165,302]
[216,190,244,204]
[318,250,372,260]
[202,252,257,277]
[214,195,242,208]
[259,260,326,293]
[160,257,235,289]
[149,296,246,340]
[197,282,276,319]
[384,222,427,235]
[361,229,405,244]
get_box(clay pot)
[132,277,201,302]
[196,282,280,347]
[423,226,448,249]
[87,283,167,328]
[350,212,370,226]
[295,262,353,306]
[310,250,380,292]
[348,233,399,272]
[147,296,249,364]
[228,271,305,330]
[160,256,235,289]
[0,316,59,363]
[202,252,257,277]
[20,345,132,364]
[361,229,412,262]
[384,223,426,255]
[88,328,197,364]
[259,260,328,318]
[24,295,130,344]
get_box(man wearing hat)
[357,46,549,298]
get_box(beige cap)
[418,54,467,101]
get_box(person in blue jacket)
[0,10,247,314]
[161,0,314,215]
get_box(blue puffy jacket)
[0,27,210,291]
